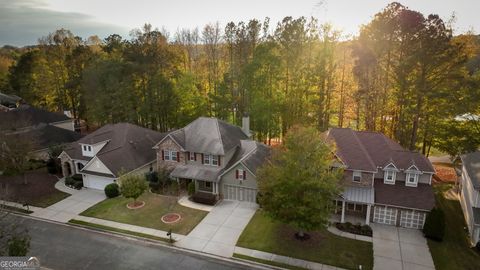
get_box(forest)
[1,2,479,156]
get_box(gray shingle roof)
[374,179,435,210]
[243,143,271,175]
[461,152,480,190]
[13,124,83,151]
[0,105,70,129]
[171,164,222,182]
[174,117,248,155]
[327,128,434,173]
[65,123,167,176]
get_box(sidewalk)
[234,246,346,270]
[73,215,185,241]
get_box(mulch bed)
[0,169,68,207]
[433,164,458,183]
[161,213,181,224]
[126,201,145,209]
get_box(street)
[8,215,260,270]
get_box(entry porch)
[333,186,375,225]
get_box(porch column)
[341,200,346,223]
[366,204,371,225]
[215,182,219,195]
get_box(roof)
[327,128,434,173]
[473,207,480,225]
[65,123,167,176]
[164,117,248,155]
[460,152,480,190]
[171,164,222,182]
[342,186,374,204]
[242,143,271,174]
[374,179,435,211]
[0,105,70,129]
[11,124,83,151]
[0,92,21,107]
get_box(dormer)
[405,164,421,187]
[383,162,399,185]
[81,144,94,157]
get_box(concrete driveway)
[371,224,435,270]
[31,184,106,223]
[176,200,257,257]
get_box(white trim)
[152,132,185,151]
[406,172,419,187]
[217,146,258,179]
[384,170,396,185]
[352,171,362,182]
[81,156,115,176]
[383,162,399,171]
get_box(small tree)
[258,126,343,239]
[119,174,148,207]
[423,207,445,241]
[8,236,30,256]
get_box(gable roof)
[12,124,83,151]
[327,128,434,173]
[64,123,167,176]
[0,105,70,129]
[164,117,249,155]
[220,140,271,178]
[461,151,480,190]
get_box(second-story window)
[352,171,362,182]
[203,154,219,166]
[164,150,178,161]
[189,152,196,161]
[384,170,396,184]
[406,172,419,187]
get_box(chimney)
[242,113,251,138]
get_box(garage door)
[83,175,115,190]
[223,184,257,203]
[373,206,397,225]
[400,210,426,229]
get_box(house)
[0,92,23,112]
[154,116,270,203]
[459,152,480,246]
[0,105,75,131]
[327,128,435,229]
[58,123,166,190]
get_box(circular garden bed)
[126,201,145,209]
[161,213,181,224]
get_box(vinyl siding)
[220,163,257,197]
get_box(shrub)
[187,182,195,196]
[423,208,445,241]
[65,177,75,186]
[344,222,352,229]
[73,181,83,190]
[72,174,83,182]
[192,192,217,205]
[119,174,148,204]
[475,241,480,252]
[46,158,58,174]
[145,171,159,183]
[149,181,160,190]
[104,183,120,198]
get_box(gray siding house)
[460,152,480,246]
[154,116,270,203]
[327,128,435,229]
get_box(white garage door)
[373,206,398,225]
[83,175,115,190]
[224,184,257,203]
[400,210,426,229]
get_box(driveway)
[371,223,435,270]
[176,200,257,257]
[31,181,105,223]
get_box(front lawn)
[0,168,70,208]
[428,184,480,270]
[236,210,373,270]
[81,192,207,235]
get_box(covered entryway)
[83,174,115,190]
[62,161,73,177]
[373,205,398,225]
[400,209,427,229]
[223,184,257,202]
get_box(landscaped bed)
[428,184,480,270]
[0,168,70,208]
[80,192,207,235]
[236,210,374,270]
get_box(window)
[406,172,419,187]
[236,169,246,180]
[212,155,219,166]
[163,150,178,161]
[203,154,219,166]
[82,145,87,151]
[189,152,195,161]
[384,170,396,184]
[88,145,92,151]
[352,171,362,182]
[81,144,94,157]
[77,163,84,171]
[205,182,212,188]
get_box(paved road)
[9,215,260,270]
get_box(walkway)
[176,200,257,257]
[73,215,185,241]
[234,246,345,270]
[371,223,435,270]
[177,195,214,212]
[31,178,106,222]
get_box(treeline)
[1,2,480,155]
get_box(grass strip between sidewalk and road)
[68,219,173,243]
[233,253,306,270]
[0,204,34,214]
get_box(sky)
[0,0,479,46]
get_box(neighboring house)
[459,152,480,246]
[0,92,23,112]
[327,128,435,229]
[154,116,270,203]
[59,123,166,190]
[0,105,75,131]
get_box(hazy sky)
[1,0,478,46]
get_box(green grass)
[428,184,480,270]
[428,147,447,157]
[81,192,207,235]
[29,191,70,208]
[236,210,373,270]
[0,205,33,214]
[69,219,171,243]
[233,253,306,270]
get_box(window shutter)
[243,170,246,180]
[186,151,190,160]
[218,155,221,166]
[161,150,165,160]
[235,169,239,179]
[201,154,204,164]
[177,151,180,162]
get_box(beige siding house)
[460,152,480,246]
